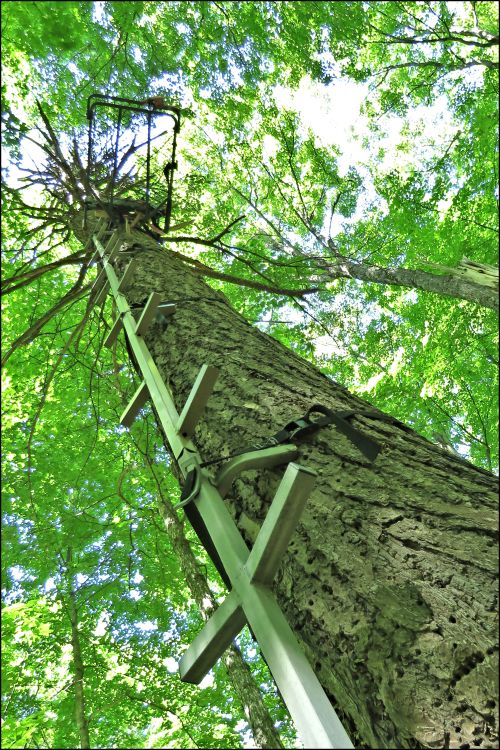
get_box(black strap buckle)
[282,404,383,462]
[265,406,335,446]
[190,404,390,493]
[282,416,320,442]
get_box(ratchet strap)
[177,403,405,510]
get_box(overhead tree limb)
[1,279,92,368]
[169,247,317,297]
[2,251,88,294]
[209,214,246,243]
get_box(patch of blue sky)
[175,23,191,36]
[8,565,36,584]
[131,46,143,64]
[91,1,105,24]
[135,619,158,632]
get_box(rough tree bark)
[79,215,499,749]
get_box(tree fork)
[75,214,498,749]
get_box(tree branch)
[2,251,88,295]
[1,279,92,368]
[170,248,317,297]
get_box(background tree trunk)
[81,217,499,749]
[321,257,499,310]
[68,589,91,749]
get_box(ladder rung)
[176,365,219,438]
[105,232,119,253]
[107,241,122,264]
[90,249,102,265]
[117,259,138,293]
[179,592,244,684]
[96,220,108,240]
[105,235,122,263]
[120,381,150,427]
[104,316,124,348]
[92,222,108,248]
[245,463,316,586]
[91,268,108,294]
[94,243,105,260]
[135,292,163,336]
[94,282,110,307]
[91,224,108,256]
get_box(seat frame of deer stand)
[85,93,181,233]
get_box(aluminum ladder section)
[91,223,353,750]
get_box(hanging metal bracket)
[215,444,299,498]
[104,315,124,349]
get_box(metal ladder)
[90,220,354,749]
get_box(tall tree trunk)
[68,588,91,748]
[79,216,499,749]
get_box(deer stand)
[84,94,353,746]
[85,93,180,234]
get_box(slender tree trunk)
[161,505,284,749]
[79,216,499,749]
[68,589,91,749]
[139,442,285,748]
[322,257,499,310]
[236,190,498,309]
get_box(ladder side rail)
[91,229,354,750]
[93,232,189,461]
